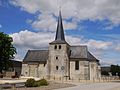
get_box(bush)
[25,78,49,87]
[37,79,49,86]
[33,81,39,87]
[25,78,36,87]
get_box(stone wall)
[22,63,47,78]
[21,64,29,77]
[38,63,48,78]
[48,44,70,79]
[70,60,90,80]
[89,61,101,80]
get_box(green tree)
[110,64,120,76]
[0,32,17,73]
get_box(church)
[21,11,101,80]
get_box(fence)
[43,76,120,83]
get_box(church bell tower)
[48,11,70,79]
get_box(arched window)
[59,45,61,49]
[56,66,58,70]
[54,45,57,49]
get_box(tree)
[0,32,17,73]
[110,64,120,76]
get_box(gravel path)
[55,82,120,90]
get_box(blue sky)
[0,0,120,66]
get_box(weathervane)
[58,0,62,11]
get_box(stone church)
[22,11,101,80]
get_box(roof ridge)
[28,50,48,51]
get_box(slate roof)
[70,46,98,61]
[50,11,68,44]
[23,50,48,63]
[70,46,88,59]
[50,40,68,44]
[23,46,98,62]
[55,11,65,41]
[10,60,22,67]
[87,51,98,61]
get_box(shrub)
[33,81,39,87]
[25,78,36,87]
[37,79,49,86]
[25,78,49,87]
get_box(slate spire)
[55,10,65,41]
[50,10,68,44]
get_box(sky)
[0,0,120,66]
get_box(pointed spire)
[50,10,68,44]
[55,10,65,41]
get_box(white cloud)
[10,30,83,60]
[11,30,83,49]
[9,0,120,65]
[31,13,77,32]
[10,30,120,66]
[86,39,112,50]
[31,13,57,32]
[115,44,120,51]
[10,30,115,62]
[10,0,120,31]
[10,0,59,15]
[63,21,77,30]
[11,30,54,49]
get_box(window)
[55,56,59,60]
[59,45,61,49]
[75,61,79,70]
[56,56,58,60]
[54,45,57,49]
[44,64,46,67]
[56,66,58,70]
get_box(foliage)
[25,78,49,87]
[37,79,49,86]
[0,32,17,73]
[110,65,120,76]
[25,78,36,87]
[101,71,109,76]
